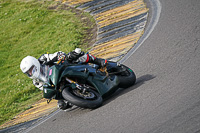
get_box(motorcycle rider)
[20,48,107,110]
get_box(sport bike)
[43,60,136,109]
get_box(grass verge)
[0,0,96,125]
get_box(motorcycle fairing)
[59,64,120,97]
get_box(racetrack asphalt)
[2,0,200,132]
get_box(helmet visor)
[25,64,48,82]
[25,65,36,77]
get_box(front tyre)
[118,65,136,88]
[62,86,103,109]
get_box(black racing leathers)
[38,50,107,67]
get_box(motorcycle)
[43,60,136,109]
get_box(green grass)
[0,0,95,125]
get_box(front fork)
[65,77,87,93]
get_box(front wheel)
[62,85,103,109]
[118,65,136,88]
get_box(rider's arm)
[38,51,67,65]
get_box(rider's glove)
[33,79,43,90]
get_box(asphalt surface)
[27,0,200,132]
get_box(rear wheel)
[62,84,103,109]
[118,65,136,88]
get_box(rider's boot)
[93,58,108,68]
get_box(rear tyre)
[62,85,103,109]
[118,65,136,88]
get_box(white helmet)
[20,56,46,82]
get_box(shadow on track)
[102,74,156,106]
[65,74,156,110]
